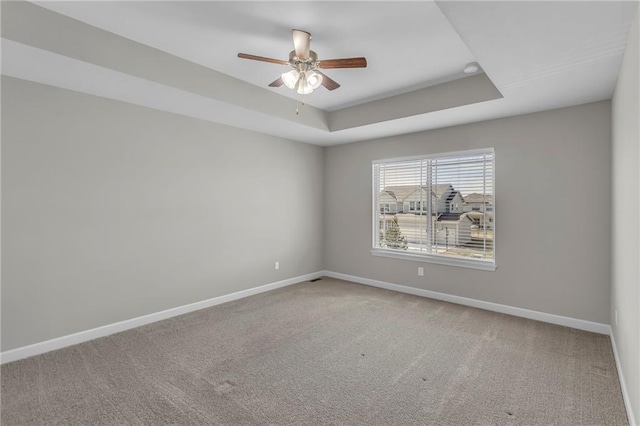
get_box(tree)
[382,216,408,250]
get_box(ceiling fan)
[237,29,367,95]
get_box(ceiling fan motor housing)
[289,50,318,70]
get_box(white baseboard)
[0,271,323,365]
[321,271,610,335]
[610,328,637,426]
[4,271,630,422]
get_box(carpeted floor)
[1,278,628,425]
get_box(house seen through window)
[372,148,495,270]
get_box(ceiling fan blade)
[319,57,367,69]
[268,77,284,87]
[292,29,311,59]
[237,53,288,65]
[316,71,340,91]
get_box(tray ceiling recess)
[2,1,636,145]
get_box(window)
[372,148,495,271]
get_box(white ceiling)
[3,1,638,146]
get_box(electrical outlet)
[275,261,279,270]
[418,267,424,277]
[615,310,618,326]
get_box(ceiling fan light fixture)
[281,69,300,89]
[296,74,314,95]
[306,71,323,90]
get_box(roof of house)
[433,184,453,198]
[380,190,398,201]
[464,193,494,203]
[437,212,475,223]
[381,184,454,201]
[465,210,493,219]
[437,213,462,222]
[380,185,426,201]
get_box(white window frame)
[372,148,496,271]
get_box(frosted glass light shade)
[281,70,300,89]
[306,71,323,89]
[297,74,314,95]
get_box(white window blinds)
[372,148,495,270]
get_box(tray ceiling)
[2,1,637,145]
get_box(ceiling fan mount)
[288,49,318,67]
[237,29,367,95]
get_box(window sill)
[371,248,497,271]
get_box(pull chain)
[295,95,306,115]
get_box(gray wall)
[324,101,612,324]
[0,74,621,360]
[1,77,324,351]
[612,6,640,422]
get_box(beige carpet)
[1,278,628,425]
